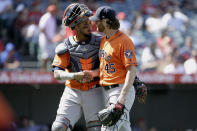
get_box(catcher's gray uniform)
[51,33,104,131]
[101,84,135,131]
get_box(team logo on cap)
[124,49,132,58]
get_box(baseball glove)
[133,76,148,104]
[97,103,125,127]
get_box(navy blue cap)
[89,6,116,21]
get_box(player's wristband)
[59,71,75,80]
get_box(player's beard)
[78,29,91,38]
[97,23,105,32]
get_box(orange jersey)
[52,34,101,91]
[99,31,138,86]
[52,53,99,91]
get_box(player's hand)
[74,72,86,83]
[83,70,94,80]
[73,72,92,83]
[82,71,94,83]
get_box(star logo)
[124,49,132,58]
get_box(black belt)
[91,84,101,89]
[103,84,119,90]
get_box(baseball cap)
[89,6,116,21]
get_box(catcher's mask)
[62,3,92,30]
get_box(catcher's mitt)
[97,103,125,127]
[133,76,148,104]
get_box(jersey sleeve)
[52,52,70,69]
[121,38,138,68]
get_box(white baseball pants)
[101,84,135,131]
[54,86,104,130]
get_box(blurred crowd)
[128,0,197,75]
[0,0,196,73]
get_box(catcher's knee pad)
[51,114,72,131]
[87,120,102,131]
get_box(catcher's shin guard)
[87,121,102,131]
[51,114,72,131]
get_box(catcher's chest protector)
[66,33,101,72]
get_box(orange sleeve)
[52,52,70,69]
[121,38,138,67]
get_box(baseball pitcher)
[89,6,142,131]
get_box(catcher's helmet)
[62,3,92,30]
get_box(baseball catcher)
[51,3,104,131]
